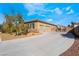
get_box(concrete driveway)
[0,32,74,56]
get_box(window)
[32,23,35,29]
[28,23,35,29]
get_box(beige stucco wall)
[34,22,39,31]
[35,22,57,33]
[27,21,57,33]
[51,26,57,31]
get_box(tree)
[71,22,75,27]
[13,14,28,35]
[2,15,15,34]
[68,25,71,27]
[2,13,28,35]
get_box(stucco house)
[73,23,79,36]
[57,25,67,32]
[25,20,57,33]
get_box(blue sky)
[0,3,79,26]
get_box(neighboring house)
[25,20,57,33]
[66,26,73,32]
[73,23,79,36]
[73,23,79,28]
[57,25,66,32]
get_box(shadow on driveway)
[61,32,74,39]
[61,28,75,39]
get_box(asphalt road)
[0,32,75,56]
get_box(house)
[57,25,66,32]
[66,26,73,32]
[25,20,57,33]
[73,23,79,36]
[73,23,79,28]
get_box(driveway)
[0,32,75,56]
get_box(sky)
[0,3,79,26]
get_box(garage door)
[39,26,50,32]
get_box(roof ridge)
[25,19,57,26]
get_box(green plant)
[2,14,28,35]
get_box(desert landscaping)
[60,37,79,56]
[0,14,79,56]
[0,3,79,56]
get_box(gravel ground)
[60,37,79,56]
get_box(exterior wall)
[60,26,66,32]
[36,22,57,33]
[34,22,39,32]
[27,22,35,32]
[37,22,51,32]
[74,24,79,36]
[66,27,73,32]
[51,26,57,32]
[27,21,57,33]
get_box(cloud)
[0,13,5,24]
[66,6,71,11]
[24,3,55,16]
[24,3,45,16]
[54,8,63,15]
[46,19,53,22]
[23,4,78,26]
[67,9,74,14]
[55,17,73,26]
[63,6,74,15]
[24,4,36,15]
